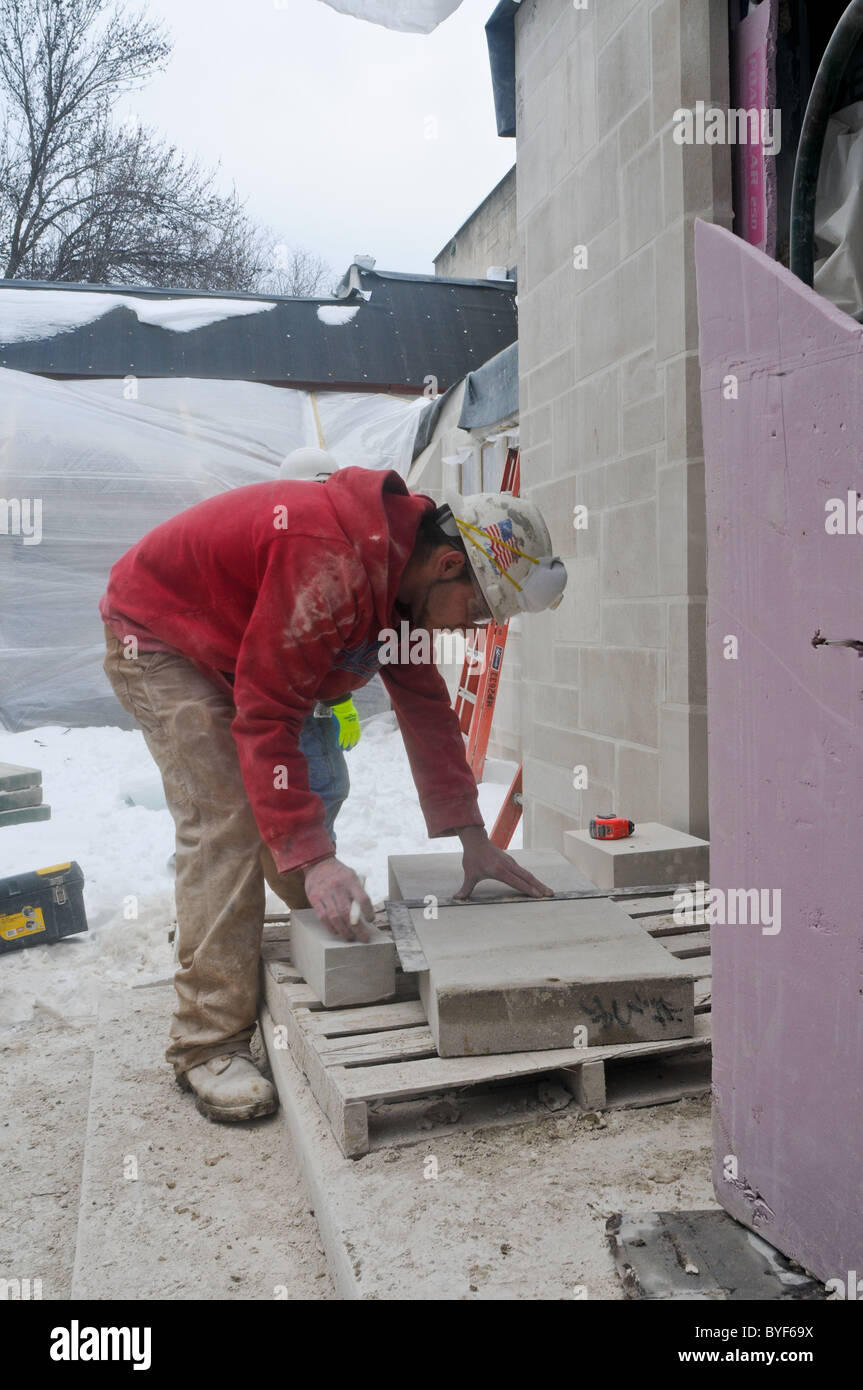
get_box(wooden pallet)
[258,892,712,1158]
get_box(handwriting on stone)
[584,993,683,1029]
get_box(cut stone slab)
[290,909,396,1008]
[412,895,694,1056]
[0,784,43,810]
[0,804,51,827]
[0,761,42,792]
[388,848,596,903]
[564,822,709,890]
[607,1210,826,1301]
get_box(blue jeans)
[298,710,350,847]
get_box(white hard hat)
[441,490,567,623]
[280,446,338,480]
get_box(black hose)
[789,0,863,285]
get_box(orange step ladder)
[452,447,524,847]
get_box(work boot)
[177,1053,277,1122]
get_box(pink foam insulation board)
[695,218,863,1282]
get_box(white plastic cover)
[814,101,863,319]
[317,0,463,33]
[0,368,429,730]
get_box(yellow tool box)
[0,863,87,954]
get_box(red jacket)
[100,466,482,872]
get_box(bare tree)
[257,240,336,297]
[0,0,269,289]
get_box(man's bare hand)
[454,827,554,901]
[303,857,375,940]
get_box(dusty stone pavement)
[0,1002,333,1301]
[1,994,715,1301]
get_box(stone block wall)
[434,166,518,280]
[514,0,732,850]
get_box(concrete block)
[552,556,600,640]
[600,499,658,599]
[601,599,664,648]
[657,460,706,598]
[579,646,660,747]
[563,821,709,889]
[597,4,650,131]
[659,705,708,839]
[650,0,682,134]
[621,139,663,257]
[621,395,665,453]
[619,347,657,408]
[664,352,703,463]
[579,366,619,466]
[522,754,581,819]
[412,893,694,1056]
[289,909,396,1008]
[617,744,661,824]
[603,450,656,507]
[618,95,653,165]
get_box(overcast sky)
[115,0,515,285]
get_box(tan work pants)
[103,627,309,1073]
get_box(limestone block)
[289,909,396,1008]
[388,849,694,1057]
[413,894,694,1057]
[564,821,709,889]
[387,848,594,904]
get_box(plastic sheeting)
[317,0,462,33]
[0,369,430,731]
[814,101,863,320]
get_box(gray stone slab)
[564,822,709,889]
[0,762,42,792]
[0,785,43,810]
[411,895,694,1058]
[0,804,51,827]
[290,909,396,1009]
[388,849,596,903]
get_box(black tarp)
[0,267,517,393]
[457,340,518,430]
[485,0,519,139]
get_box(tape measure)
[589,813,635,840]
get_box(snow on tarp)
[0,369,429,731]
[317,0,463,33]
[0,285,278,343]
[316,304,360,325]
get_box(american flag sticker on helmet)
[484,518,517,571]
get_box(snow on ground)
[0,716,518,1028]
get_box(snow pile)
[0,719,519,1028]
[317,305,360,326]
[0,286,277,344]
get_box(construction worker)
[282,449,363,847]
[99,465,567,1122]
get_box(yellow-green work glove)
[332,697,361,750]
